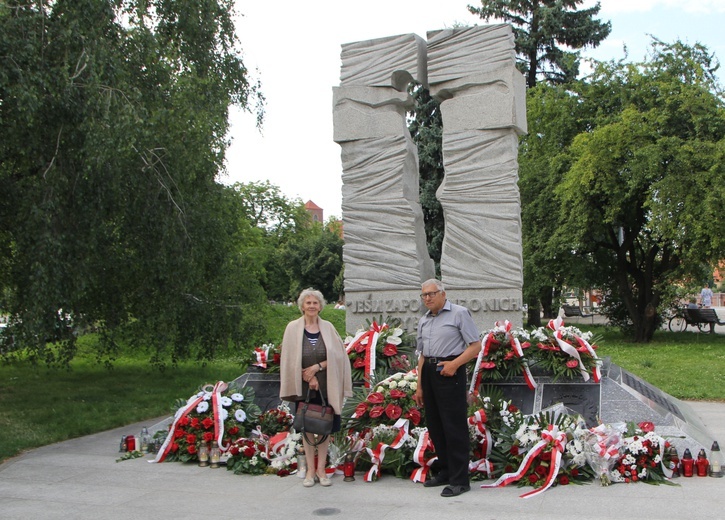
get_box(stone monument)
[334,25,526,335]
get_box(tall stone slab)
[428,25,527,331]
[334,34,435,334]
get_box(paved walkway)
[1,401,724,520]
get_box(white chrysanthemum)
[220,396,233,407]
[231,393,244,402]
[220,408,229,421]
[235,409,247,422]
[196,401,209,413]
[397,380,408,388]
[410,382,417,391]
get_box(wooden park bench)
[685,308,725,329]
[561,304,594,319]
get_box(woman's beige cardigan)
[279,316,353,415]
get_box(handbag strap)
[304,386,328,408]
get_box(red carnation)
[558,475,570,485]
[203,432,214,442]
[227,426,239,436]
[229,446,239,455]
[382,343,398,357]
[187,444,197,455]
[190,418,200,428]
[178,416,190,427]
[355,402,369,416]
[528,473,539,484]
[540,450,552,461]
[389,389,407,399]
[535,465,547,476]
[353,357,366,368]
[405,408,422,425]
[367,392,385,404]
[186,434,197,445]
[369,405,385,418]
[174,429,185,439]
[170,442,179,452]
[202,417,214,430]
[385,404,403,420]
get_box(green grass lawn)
[1,313,723,464]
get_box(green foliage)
[408,83,444,270]
[556,40,725,341]
[0,0,265,365]
[468,0,611,87]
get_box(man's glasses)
[420,290,441,299]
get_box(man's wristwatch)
[317,362,324,371]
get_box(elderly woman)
[279,288,352,488]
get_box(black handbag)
[293,388,334,444]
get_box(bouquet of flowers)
[609,421,675,485]
[226,438,270,475]
[577,422,626,485]
[530,317,602,382]
[249,343,281,371]
[358,421,414,480]
[348,371,422,430]
[155,381,261,463]
[255,405,294,436]
[345,318,414,384]
[484,407,594,497]
[471,320,536,392]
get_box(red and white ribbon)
[364,418,410,482]
[253,345,272,368]
[468,409,494,477]
[481,424,567,499]
[410,429,437,482]
[512,337,537,390]
[346,322,382,388]
[211,381,229,450]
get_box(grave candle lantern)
[709,442,723,477]
[696,449,709,477]
[343,453,356,482]
[198,442,210,467]
[210,445,221,468]
[681,448,695,477]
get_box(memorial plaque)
[484,383,536,415]
[233,372,282,412]
[541,384,600,427]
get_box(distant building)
[304,200,323,223]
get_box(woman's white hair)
[297,288,325,311]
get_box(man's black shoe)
[423,475,449,487]
[440,484,470,497]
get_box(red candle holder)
[343,453,356,482]
[696,449,709,477]
[681,448,694,477]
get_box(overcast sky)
[223,0,725,220]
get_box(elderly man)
[413,279,481,497]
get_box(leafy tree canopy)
[468,0,611,86]
[0,0,264,365]
[555,40,725,341]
